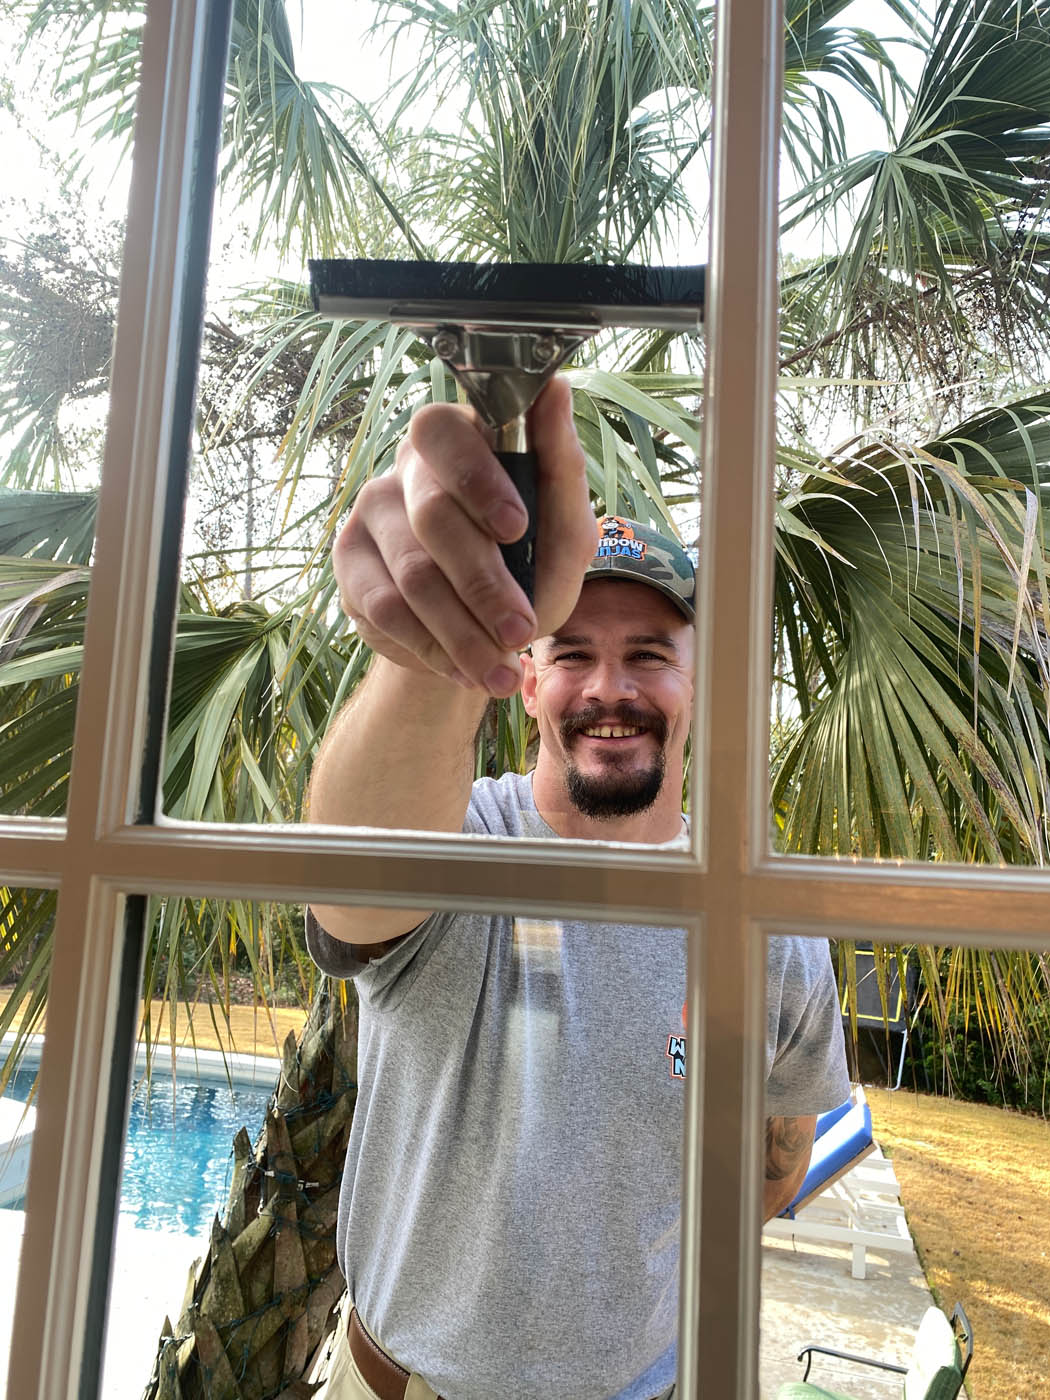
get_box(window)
[4,2,1047,1399]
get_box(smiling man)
[521,535,694,839]
[305,382,849,1400]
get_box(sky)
[296,6,407,104]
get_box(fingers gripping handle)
[497,450,537,604]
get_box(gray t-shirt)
[307,772,849,1400]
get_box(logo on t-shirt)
[666,1001,687,1078]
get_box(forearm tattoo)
[765,1116,811,1183]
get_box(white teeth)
[583,725,643,738]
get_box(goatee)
[560,703,668,819]
[566,756,666,818]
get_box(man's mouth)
[561,706,667,746]
[580,724,645,739]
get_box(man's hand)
[763,1114,816,1221]
[333,375,597,697]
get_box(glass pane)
[0,886,55,1391]
[761,935,1050,1397]
[154,1,706,849]
[771,0,1050,867]
[99,897,325,1399]
[0,8,142,817]
[117,903,686,1397]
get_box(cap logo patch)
[596,515,646,561]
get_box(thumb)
[529,376,597,634]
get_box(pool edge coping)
[2,1032,282,1088]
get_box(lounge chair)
[787,1095,875,1213]
[776,1301,973,1399]
[762,1089,913,1279]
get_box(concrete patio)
[761,1132,936,1394]
[761,1214,934,1396]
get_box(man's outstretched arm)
[762,1114,816,1221]
[306,660,488,946]
[306,377,595,947]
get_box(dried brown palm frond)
[142,984,357,1400]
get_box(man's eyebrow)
[626,632,678,648]
[544,631,680,650]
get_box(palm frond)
[0,218,118,488]
[0,524,356,1084]
[774,388,1050,862]
[223,1,425,258]
[17,0,424,260]
[782,0,916,189]
[0,489,97,562]
[377,0,710,263]
[782,0,1050,383]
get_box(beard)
[560,703,668,820]
[565,757,666,818]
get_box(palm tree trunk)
[141,981,357,1400]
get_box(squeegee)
[309,257,705,601]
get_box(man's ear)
[520,650,538,717]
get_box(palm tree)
[143,984,358,1400]
[770,0,1050,1089]
[1,0,1050,1392]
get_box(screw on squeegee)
[431,328,460,360]
[531,333,558,366]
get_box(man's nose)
[581,660,637,703]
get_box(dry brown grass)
[867,1088,1050,1400]
[1,991,307,1060]
[136,998,309,1059]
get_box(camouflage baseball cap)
[584,514,695,620]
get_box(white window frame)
[4,1,1049,1398]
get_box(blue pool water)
[3,1065,276,1236]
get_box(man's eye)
[633,651,667,663]
[554,651,588,663]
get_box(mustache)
[560,703,668,745]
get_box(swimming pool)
[2,1061,276,1236]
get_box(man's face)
[521,579,694,820]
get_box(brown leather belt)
[346,1307,673,1400]
[348,1308,446,1400]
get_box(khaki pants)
[313,1297,440,1400]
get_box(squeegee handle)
[497,449,537,604]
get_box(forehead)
[539,578,692,648]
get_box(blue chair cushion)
[813,1098,853,1141]
[781,1100,873,1217]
